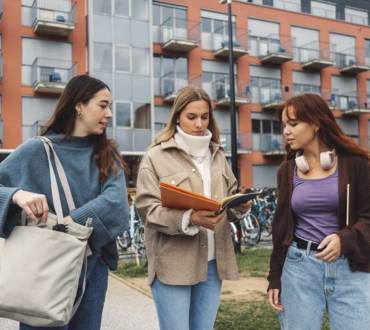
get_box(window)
[274,0,301,12]
[93,0,111,15]
[132,0,148,20]
[115,46,130,72]
[251,77,281,104]
[152,3,186,42]
[311,1,336,19]
[201,14,236,50]
[154,56,188,96]
[94,42,112,72]
[115,0,129,16]
[133,103,151,129]
[345,7,368,26]
[252,119,260,133]
[132,48,149,75]
[115,102,131,127]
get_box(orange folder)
[160,182,220,211]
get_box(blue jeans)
[20,254,109,330]
[151,260,222,330]
[279,243,370,330]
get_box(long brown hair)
[41,74,126,181]
[278,93,369,160]
[155,85,220,144]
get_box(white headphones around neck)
[295,149,336,173]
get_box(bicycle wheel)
[116,230,131,251]
[241,213,261,246]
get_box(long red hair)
[278,93,369,160]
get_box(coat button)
[192,168,196,172]
[171,180,176,184]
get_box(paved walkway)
[0,275,159,330]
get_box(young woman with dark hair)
[267,93,370,329]
[0,74,129,330]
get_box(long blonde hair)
[155,85,220,144]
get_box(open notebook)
[160,182,260,212]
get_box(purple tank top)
[292,167,339,243]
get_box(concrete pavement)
[0,275,159,330]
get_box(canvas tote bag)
[0,136,93,326]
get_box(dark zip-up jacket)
[268,153,370,291]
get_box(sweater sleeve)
[69,169,129,251]
[337,159,370,263]
[0,140,40,237]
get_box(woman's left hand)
[315,234,341,261]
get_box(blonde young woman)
[135,85,249,330]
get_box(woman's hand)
[190,210,224,230]
[12,190,49,223]
[315,234,341,262]
[267,289,283,311]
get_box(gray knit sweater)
[0,133,129,270]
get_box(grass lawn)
[115,247,330,329]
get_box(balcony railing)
[251,80,290,110]
[31,57,75,94]
[160,17,199,52]
[274,0,301,12]
[327,91,370,115]
[295,41,333,70]
[160,72,188,103]
[220,130,252,155]
[254,134,285,156]
[211,78,251,107]
[293,84,321,96]
[331,47,369,75]
[212,26,248,59]
[345,12,368,26]
[32,0,76,37]
[250,34,293,65]
[114,128,152,153]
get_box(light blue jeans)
[279,243,370,330]
[20,254,109,330]
[151,260,222,330]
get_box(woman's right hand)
[190,210,224,230]
[267,288,283,311]
[12,190,49,223]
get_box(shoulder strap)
[38,136,76,224]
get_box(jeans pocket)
[286,246,303,263]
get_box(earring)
[77,112,82,118]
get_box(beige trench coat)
[135,138,239,285]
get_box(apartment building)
[1,0,370,188]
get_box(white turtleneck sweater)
[174,126,215,261]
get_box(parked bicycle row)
[116,187,278,261]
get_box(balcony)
[331,48,369,75]
[32,0,76,37]
[258,134,285,156]
[31,57,75,94]
[212,27,248,59]
[251,80,288,111]
[160,18,199,53]
[251,34,293,65]
[296,41,333,70]
[160,72,188,103]
[220,130,252,155]
[328,92,370,115]
[212,79,251,107]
